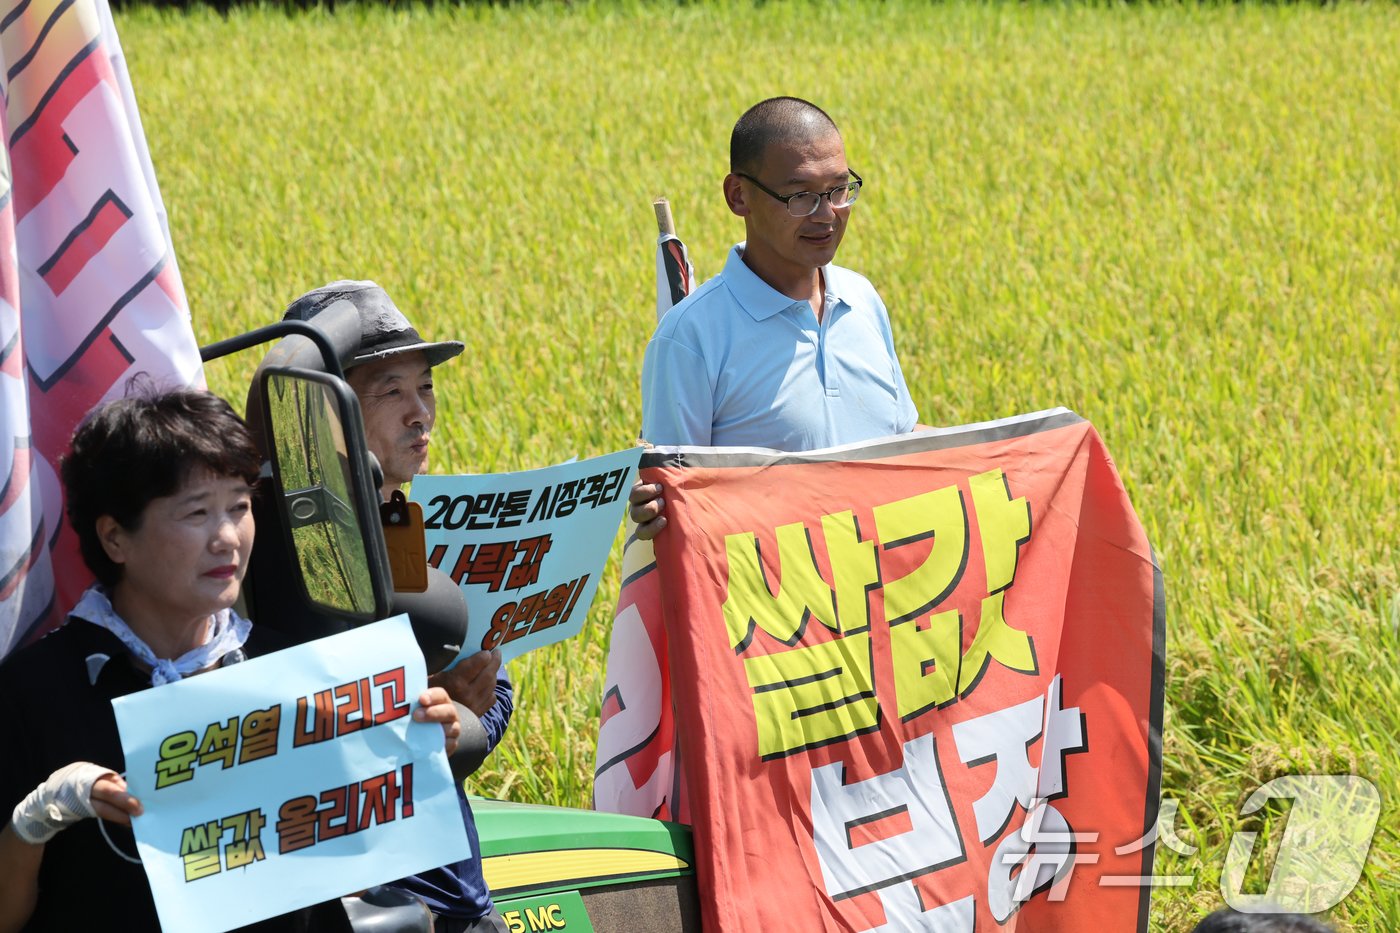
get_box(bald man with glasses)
[637,96,920,458]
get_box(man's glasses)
[736,170,864,218]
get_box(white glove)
[10,762,117,845]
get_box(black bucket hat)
[282,279,464,368]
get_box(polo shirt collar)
[725,243,838,322]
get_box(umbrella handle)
[654,198,676,237]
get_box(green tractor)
[201,302,699,933]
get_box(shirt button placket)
[821,297,840,397]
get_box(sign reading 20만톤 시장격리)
[411,446,641,664]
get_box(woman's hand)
[10,762,140,845]
[1,763,139,933]
[89,773,143,827]
[413,687,462,756]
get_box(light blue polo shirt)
[641,244,918,451]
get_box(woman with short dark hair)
[62,386,264,590]
[0,387,460,932]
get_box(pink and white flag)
[0,0,201,659]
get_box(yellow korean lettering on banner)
[744,633,877,757]
[891,609,962,719]
[874,485,968,625]
[958,469,1036,691]
[719,468,1039,755]
[822,510,878,635]
[969,469,1031,594]
[958,591,1037,692]
[722,522,835,649]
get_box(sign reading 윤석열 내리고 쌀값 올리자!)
[640,409,1164,932]
[410,447,641,664]
[111,616,470,933]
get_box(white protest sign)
[112,616,469,932]
[410,446,641,664]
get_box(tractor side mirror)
[249,367,392,636]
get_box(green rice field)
[117,2,1398,928]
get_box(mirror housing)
[244,367,393,639]
[392,565,469,675]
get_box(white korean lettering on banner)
[806,676,1089,930]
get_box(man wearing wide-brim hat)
[284,280,511,933]
[285,279,465,497]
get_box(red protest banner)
[645,410,1163,931]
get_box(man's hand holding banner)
[624,409,1164,931]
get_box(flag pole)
[652,198,694,321]
[654,197,676,237]
[655,197,677,238]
